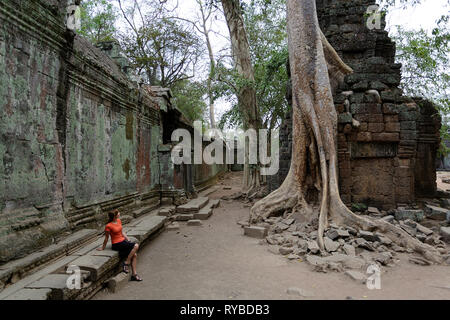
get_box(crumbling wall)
[0,0,226,263]
[271,0,441,209]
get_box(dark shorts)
[111,240,136,259]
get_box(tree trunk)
[221,0,260,194]
[250,0,442,263]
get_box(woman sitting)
[97,209,143,281]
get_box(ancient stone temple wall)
[0,0,226,262]
[270,0,441,209]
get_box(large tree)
[221,0,261,194]
[250,0,443,263]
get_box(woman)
[97,209,143,281]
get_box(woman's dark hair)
[108,209,119,223]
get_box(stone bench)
[0,229,98,291]
[0,213,167,300]
[176,197,209,213]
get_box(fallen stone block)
[395,208,424,222]
[279,247,294,255]
[166,223,180,231]
[175,214,194,221]
[307,241,320,254]
[132,205,156,218]
[358,230,380,242]
[424,205,448,221]
[324,237,340,252]
[345,270,367,284]
[416,223,434,236]
[158,206,175,217]
[176,197,209,213]
[3,288,52,300]
[25,274,79,300]
[326,229,350,240]
[107,272,130,294]
[244,226,267,239]
[286,287,314,297]
[194,208,212,220]
[381,215,395,223]
[441,227,450,243]
[66,255,118,282]
[343,244,356,256]
[368,207,380,215]
[187,220,202,226]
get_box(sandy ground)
[437,171,450,191]
[93,172,450,300]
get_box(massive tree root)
[251,0,443,264]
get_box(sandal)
[130,274,143,282]
[123,263,130,274]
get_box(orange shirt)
[105,219,125,244]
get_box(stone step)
[0,229,97,289]
[193,199,220,220]
[25,273,86,300]
[176,197,209,213]
[107,272,130,293]
[126,215,166,242]
[158,206,176,217]
[0,255,81,300]
[198,186,219,198]
[0,209,166,300]
[132,204,159,218]
[66,255,119,282]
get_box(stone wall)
[0,0,226,263]
[270,0,441,208]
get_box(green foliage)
[78,0,118,44]
[351,203,368,212]
[118,1,203,88]
[392,14,450,154]
[218,0,289,130]
[171,80,208,123]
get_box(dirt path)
[93,172,450,300]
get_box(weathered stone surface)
[416,223,434,236]
[395,208,424,222]
[307,241,320,254]
[244,226,267,239]
[440,227,450,243]
[158,206,175,217]
[286,287,314,297]
[67,255,117,282]
[187,220,202,226]
[107,272,130,294]
[194,208,213,220]
[324,238,340,252]
[424,205,448,221]
[343,244,356,256]
[3,288,52,300]
[175,214,195,221]
[25,274,78,300]
[358,231,380,242]
[279,247,294,255]
[176,197,209,213]
[345,270,367,284]
[166,223,180,231]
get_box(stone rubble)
[244,204,450,283]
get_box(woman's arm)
[97,231,110,250]
[122,229,129,242]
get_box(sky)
[113,0,450,125]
